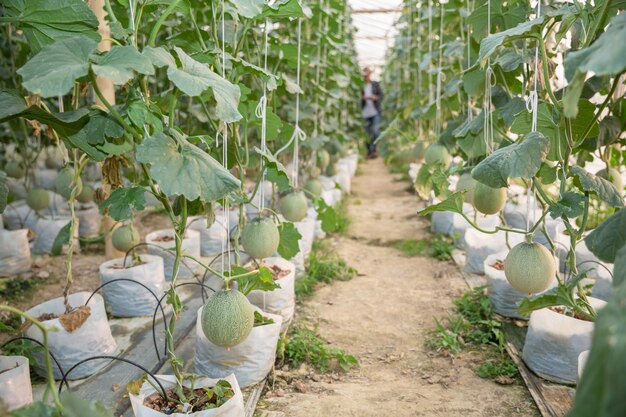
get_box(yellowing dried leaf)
[59,305,91,333]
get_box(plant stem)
[89,71,137,136]
[148,0,183,47]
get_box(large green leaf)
[568,247,626,417]
[260,0,313,19]
[229,0,265,18]
[91,45,155,85]
[167,47,242,123]
[17,37,97,97]
[472,132,550,188]
[99,187,147,221]
[2,0,100,54]
[564,13,626,80]
[255,147,291,192]
[58,392,114,417]
[572,166,624,208]
[277,222,302,260]
[548,191,586,219]
[136,131,241,203]
[478,17,544,64]
[417,192,465,216]
[0,172,9,214]
[584,209,626,263]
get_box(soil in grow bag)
[549,306,593,322]
[143,382,234,413]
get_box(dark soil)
[549,306,593,322]
[108,260,146,269]
[143,386,234,413]
[152,235,175,242]
[269,264,290,280]
[490,260,505,271]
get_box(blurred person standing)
[361,67,383,158]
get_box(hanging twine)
[482,0,496,156]
[428,0,434,103]
[466,0,474,121]
[435,3,446,138]
[255,17,271,212]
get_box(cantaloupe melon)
[26,188,50,212]
[325,163,337,177]
[5,161,25,179]
[308,166,321,179]
[55,168,83,200]
[241,218,280,259]
[304,179,323,199]
[411,142,426,162]
[504,242,555,293]
[279,191,308,222]
[317,149,330,169]
[424,144,451,166]
[77,184,95,204]
[472,182,507,215]
[456,173,476,204]
[596,167,624,192]
[201,289,254,348]
[112,224,140,253]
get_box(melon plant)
[472,183,507,215]
[424,144,451,166]
[26,188,50,212]
[304,178,323,199]
[241,218,280,259]
[201,289,254,348]
[55,168,83,200]
[5,161,25,179]
[279,191,308,222]
[504,242,556,294]
[596,168,624,192]
[112,224,140,253]
[456,173,476,204]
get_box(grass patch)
[295,240,357,299]
[0,276,44,301]
[277,325,358,372]
[388,163,409,175]
[427,287,519,382]
[390,234,455,260]
[333,200,350,235]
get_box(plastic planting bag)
[308,206,325,240]
[0,355,32,411]
[247,257,295,331]
[33,215,79,255]
[25,292,117,379]
[0,229,31,277]
[129,374,245,417]
[34,169,58,190]
[522,297,606,384]
[146,229,202,280]
[99,255,166,317]
[464,229,524,274]
[189,208,239,257]
[4,201,38,231]
[195,308,282,388]
[332,167,351,194]
[76,202,101,237]
[590,263,613,301]
[295,216,316,262]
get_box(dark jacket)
[361,81,383,114]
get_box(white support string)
[428,0,433,103]
[220,0,231,274]
[483,0,495,156]
[435,3,445,138]
[466,0,474,122]
[255,18,271,214]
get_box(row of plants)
[380,0,625,415]
[0,0,365,415]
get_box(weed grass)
[391,233,455,260]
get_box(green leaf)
[548,191,586,219]
[462,67,485,97]
[563,72,586,118]
[59,391,114,417]
[417,192,465,216]
[50,222,72,257]
[10,401,59,417]
[99,187,146,221]
[584,209,626,263]
[229,0,265,18]
[314,198,338,233]
[478,17,544,64]
[231,266,279,296]
[17,37,97,97]
[565,13,626,80]
[537,163,558,185]
[167,47,242,123]
[2,0,100,54]
[571,166,624,208]
[0,90,28,120]
[91,45,155,84]
[233,57,279,91]
[471,132,550,188]
[255,147,291,192]
[260,0,313,19]
[136,131,241,203]
[278,222,302,260]
[568,255,626,417]
[0,172,9,214]
[143,46,176,68]
[568,99,600,144]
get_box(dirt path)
[261,159,539,417]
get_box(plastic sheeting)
[247,257,295,331]
[34,169,58,190]
[195,307,282,388]
[464,229,524,274]
[130,374,245,417]
[522,297,606,384]
[76,202,101,237]
[99,255,166,317]
[32,215,79,255]
[591,263,613,301]
[146,229,202,280]
[0,356,32,411]
[0,229,31,277]
[25,292,117,379]
[4,201,38,231]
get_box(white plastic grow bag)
[195,307,282,388]
[332,166,351,194]
[522,297,606,384]
[308,206,325,240]
[24,292,117,379]
[408,163,421,183]
[464,229,524,275]
[247,257,295,331]
[0,229,31,277]
[295,215,316,262]
[99,255,166,317]
[578,350,589,381]
[0,355,32,411]
[42,191,70,216]
[76,202,101,237]
[189,208,239,258]
[129,374,245,417]
[146,229,202,280]
[590,263,613,301]
[452,205,500,249]
[32,215,78,255]
[3,201,38,231]
[34,169,58,190]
